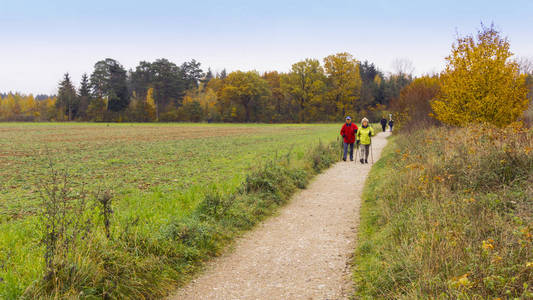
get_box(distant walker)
[380,117,387,132]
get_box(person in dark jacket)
[380,118,387,132]
[340,116,358,161]
[388,119,394,132]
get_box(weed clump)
[35,164,93,296]
[310,140,337,172]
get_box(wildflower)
[482,239,494,250]
[456,273,473,288]
[458,276,470,286]
[463,198,475,203]
[449,273,473,289]
[520,228,531,239]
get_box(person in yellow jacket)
[356,117,375,164]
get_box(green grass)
[353,126,532,299]
[352,135,400,298]
[0,123,340,298]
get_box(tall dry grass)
[354,125,532,299]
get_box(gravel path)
[171,132,390,300]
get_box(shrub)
[390,75,440,131]
[309,140,336,172]
[432,24,529,127]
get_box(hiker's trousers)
[361,144,370,160]
[343,142,354,160]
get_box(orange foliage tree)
[390,76,440,129]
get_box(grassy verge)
[353,125,532,299]
[20,138,338,298]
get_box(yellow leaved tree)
[146,87,156,109]
[323,53,362,120]
[432,24,529,127]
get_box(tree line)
[0,53,412,122]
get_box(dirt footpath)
[171,132,390,300]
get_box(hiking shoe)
[343,158,346,161]
[365,159,368,164]
[360,159,364,164]
[350,158,354,161]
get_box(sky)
[1,0,532,95]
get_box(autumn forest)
[0,52,412,123]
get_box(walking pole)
[338,137,343,161]
[354,143,358,163]
[370,139,374,164]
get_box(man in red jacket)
[340,116,358,161]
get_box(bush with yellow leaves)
[432,24,529,127]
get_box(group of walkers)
[340,116,376,164]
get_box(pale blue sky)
[1,0,532,94]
